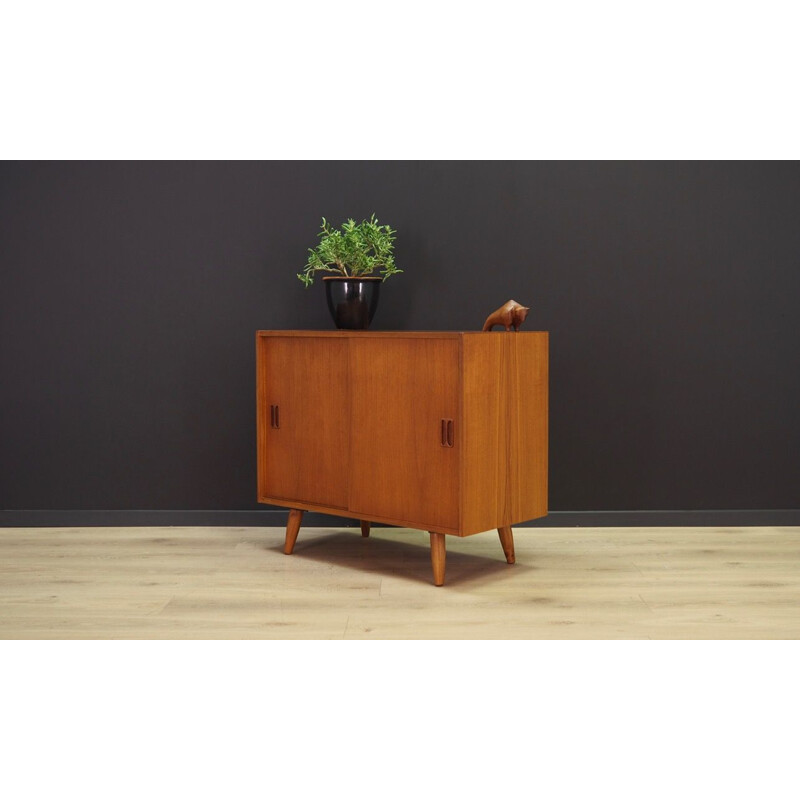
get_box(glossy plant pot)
[323,276,381,330]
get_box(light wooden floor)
[0,525,798,639]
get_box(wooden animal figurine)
[482,299,530,331]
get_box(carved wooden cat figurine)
[482,299,530,331]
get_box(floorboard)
[0,525,798,639]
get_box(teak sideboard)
[256,330,548,585]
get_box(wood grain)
[256,331,547,585]
[255,494,460,536]
[2,525,798,639]
[258,335,349,509]
[482,299,530,331]
[497,526,515,564]
[429,532,446,586]
[348,337,460,532]
[257,331,467,339]
[460,332,548,534]
[461,334,506,534]
[284,509,303,554]
[509,332,548,524]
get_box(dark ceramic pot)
[323,276,381,330]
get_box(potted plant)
[298,214,402,329]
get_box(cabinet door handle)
[275,405,280,428]
[270,405,280,429]
[441,418,453,447]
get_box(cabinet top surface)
[257,330,548,338]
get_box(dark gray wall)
[1,162,799,523]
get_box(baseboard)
[525,510,800,526]
[2,508,799,528]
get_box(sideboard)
[256,330,548,585]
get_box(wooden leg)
[360,520,371,538]
[497,526,515,564]
[284,509,303,554]
[429,532,446,586]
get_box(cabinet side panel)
[510,333,548,522]
[461,335,509,535]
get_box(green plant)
[297,214,402,287]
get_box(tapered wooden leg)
[429,532,446,586]
[360,520,371,538]
[284,509,303,554]
[497,526,515,564]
